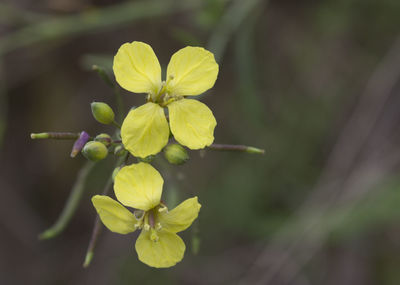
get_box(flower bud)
[91,102,115,125]
[82,141,108,161]
[95,133,112,147]
[114,145,127,156]
[71,131,90,158]
[164,144,189,165]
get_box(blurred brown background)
[1,0,400,284]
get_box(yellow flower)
[113,41,218,158]
[91,162,201,268]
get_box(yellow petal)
[121,102,169,158]
[168,99,217,149]
[114,163,163,211]
[158,197,201,233]
[135,230,185,268]
[91,195,136,234]
[113,41,161,94]
[166,46,218,96]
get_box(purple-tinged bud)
[95,133,112,147]
[70,131,90,158]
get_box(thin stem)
[83,153,128,268]
[39,161,96,240]
[82,181,111,268]
[113,86,124,123]
[92,65,114,88]
[207,143,265,154]
[30,132,81,140]
[91,65,124,122]
[112,120,121,129]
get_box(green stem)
[207,143,265,154]
[92,65,124,122]
[92,65,114,88]
[30,132,81,140]
[39,161,96,240]
[83,153,128,268]
[113,86,124,123]
[112,120,121,129]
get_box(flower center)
[137,205,168,243]
[148,75,182,107]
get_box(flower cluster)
[92,41,218,267]
[31,40,264,269]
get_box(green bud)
[164,144,189,165]
[91,102,115,125]
[114,145,127,156]
[94,133,112,147]
[82,141,108,161]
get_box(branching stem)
[39,161,96,240]
[31,132,81,140]
[83,153,128,268]
[208,143,265,154]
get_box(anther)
[158,206,168,213]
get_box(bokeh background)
[2,0,400,284]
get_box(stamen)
[158,206,168,213]
[150,228,159,242]
[143,213,150,231]
[148,211,155,228]
[146,93,151,102]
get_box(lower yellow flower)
[91,162,201,268]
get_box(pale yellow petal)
[158,197,201,233]
[91,195,136,234]
[113,41,161,94]
[114,163,163,211]
[135,230,185,268]
[121,102,169,158]
[166,46,218,96]
[168,99,217,149]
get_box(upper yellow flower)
[91,162,201,268]
[113,41,218,158]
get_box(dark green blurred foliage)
[2,0,400,284]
